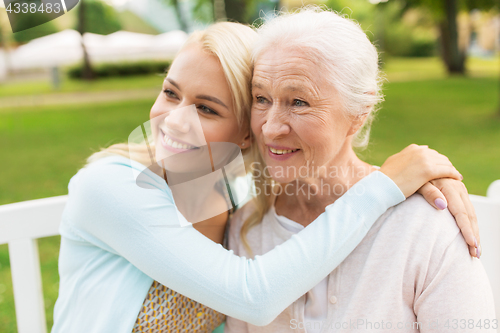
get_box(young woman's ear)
[239,131,252,149]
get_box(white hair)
[252,6,383,149]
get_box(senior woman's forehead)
[252,47,327,89]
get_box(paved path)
[0,87,160,111]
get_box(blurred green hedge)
[67,61,172,79]
[10,14,59,44]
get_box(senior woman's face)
[251,47,360,184]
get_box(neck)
[275,147,376,227]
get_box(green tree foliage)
[326,0,437,59]
[161,0,188,31]
[74,0,122,35]
[224,0,259,24]
[11,13,59,43]
[74,0,122,80]
[401,0,498,74]
[190,0,262,25]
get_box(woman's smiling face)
[149,42,250,172]
[251,47,361,184]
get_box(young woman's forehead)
[167,44,232,103]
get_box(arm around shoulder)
[64,158,407,325]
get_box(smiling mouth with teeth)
[163,133,197,150]
[269,147,299,155]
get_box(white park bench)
[1,182,500,333]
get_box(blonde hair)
[87,22,263,254]
[87,22,258,167]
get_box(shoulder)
[227,200,256,253]
[75,155,163,184]
[70,155,169,196]
[390,194,459,236]
[227,199,271,257]
[66,155,175,224]
[229,200,257,231]
[377,193,463,260]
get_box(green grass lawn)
[383,56,499,81]
[0,99,152,332]
[364,76,500,196]
[0,73,165,98]
[0,72,499,332]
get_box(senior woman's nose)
[261,107,291,139]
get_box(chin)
[265,167,297,185]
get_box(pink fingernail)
[435,198,447,210]
[474,237,478,249]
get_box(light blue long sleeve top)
[51,156,405,333]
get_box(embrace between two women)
[51,7,495,333]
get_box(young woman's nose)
[164,107,191,134]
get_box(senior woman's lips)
[267,145,300,161]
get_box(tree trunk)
[223,0,244,23]
[214,0,227,22]
[77,0,94,80]
[376,3,386,69]
[171,0,189,32]
[0,10,12,79]
[439,0,465,75]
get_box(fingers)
[381,145,461,199]
[458,183,481,258]
[445,191,476,252]
[432,179,478,258]
[417,182,448,210]
[409,146,462,181]
[428,165,463,182]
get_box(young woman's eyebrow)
[165,78,181,90]
[196,95,228,109]
[165,78,227,109]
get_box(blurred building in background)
[0,0,499,81]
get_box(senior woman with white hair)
[226,7,496,333]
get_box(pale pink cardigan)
[226,195,496,333]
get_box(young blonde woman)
[51,22,479,333]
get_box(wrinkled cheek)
[250,114,261,134]
[303,150,315,168]
[250,116,265,143]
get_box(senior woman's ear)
[346,112,369,137]
[346,91,376,137]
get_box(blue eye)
[293,99,308,107]
[164,89,178,99]
[256,96,267,104]
[198,105,219,116]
